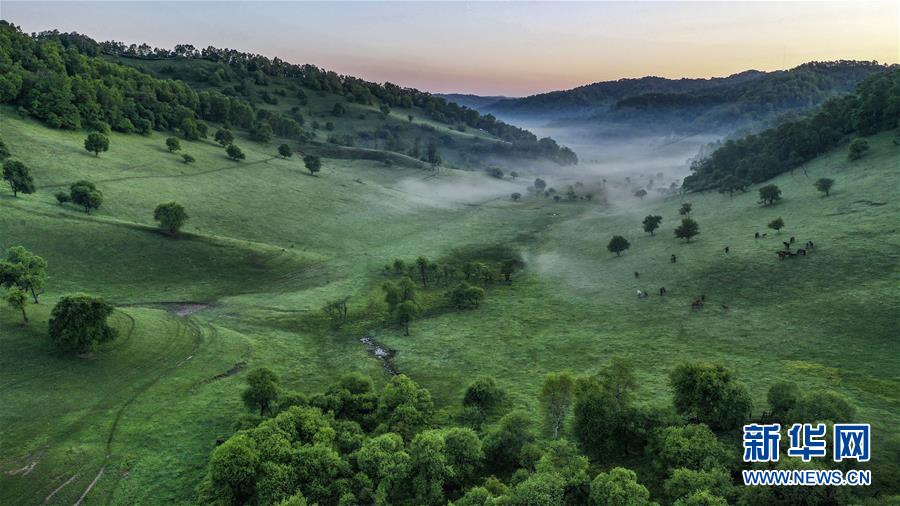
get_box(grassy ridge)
[0,107,898,504]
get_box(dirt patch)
[210,361,247,382]
[360,335,399,375]
[5,459,38,476]
[161,302,213,316]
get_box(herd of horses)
[633,234,818,311]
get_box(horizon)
[2,1,898,96]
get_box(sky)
[2,1,898,96]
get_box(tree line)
[196,359,875,505]
[684,69,899,192]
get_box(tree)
[1,245,47,303]
[209,434,261,504]
[767,381,801,421]
[679,203,692,216]
[511,192,521,201]
[304,154,322,175]
[322,297,349,329]
[718,175,748,198]
[226,144,245,161]
[540,372,574,439]
[5,287,28,323]
[447,282,484,309]
[166,137,181,152]
[510,171,519,179]
[674,218,699,242]
[642,215,662,236]
[181,154,195,164]
[55,191,70,205]
[426,142,441,169]
[154,202,189,235]
[487,167,504,179]
[767,217,785,233]
[215,128,235,147]
[0,136,9,159]
[278,144,293,158]
[84,132,109,156]
[534,178,547,194]
[2,160,35,197]
[664,467,732,504]
[394,300,418,336]
[814,177,835,196]
[483,411,535,475]
[648,424,730,473]
[607,236,631,256]
[847,138,869,160]
[590,467,653,506]
[634,189,647,200]
[669,362,752,430]
[48,293,116,353]
[758,184,782,206]
[463,376,505,414]
[242,368,279,416]
[69,180,103,214]
[500,258,523,282]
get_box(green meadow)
[1,105,898,504]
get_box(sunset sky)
[3,1,898,96]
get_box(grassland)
[1,106,898,504]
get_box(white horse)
[636,290,648,299]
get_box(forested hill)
[684,68,900,192]
[485,61,893,132]
[0,22,577,166]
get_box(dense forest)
[683,69,900,192]
[0,22,577,165]
[484,62,893,132]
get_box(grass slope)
[1,107,897,504]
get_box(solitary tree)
[674,218,700,242]
[48,293,117,353]
[814,177,835,197]
[394,300,418,336]
[154,202,189,235]
[634,189,647,200]
[181,154,195,164]
[226,144,245,161]
[278,144,293,159]
[534,178,547,194]
[5,287,28,323]
[84,132,109,156]
[642,215,663,236]
[214,128,234,147]
[426,142,441,169]
[500,258,522,282]
[848,138,870,161]
[1,245,47,303]
[679,203,692,216]
[2,160,35,197]
[758,184,782,206]
[242,368,279,416]
[511,192,521,201]
[304,154,322,175]
[767,217,785,233]
[607,235,631,256]
[70,180,103,214]
[510,171,519,179]
[166,137,181,153]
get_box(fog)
[391,173,525,208]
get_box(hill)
[435,93,511,110]
[485,61,892,133]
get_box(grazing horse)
[797,248,806,256]
[659,287,667,296]
[755,232,760,239]
[636,290,649,299]
[671,254,677,263]
[634,271,640,278]
[782,241,791,249]
[691,299,704,310]
[725,246,730,254]
[762,233,768,238]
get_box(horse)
[790,236,796,243]
[755,232,760,239]
[670,254,677,263]
[691,299,704,310]
[797,248,806,256]
[782,241,791,249]
[659,287,667,296]
[634,271,640,278]
[725,246,730,254]
[636,290,648,299]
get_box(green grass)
[1,107,898,504]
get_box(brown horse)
[691,299,704,310]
